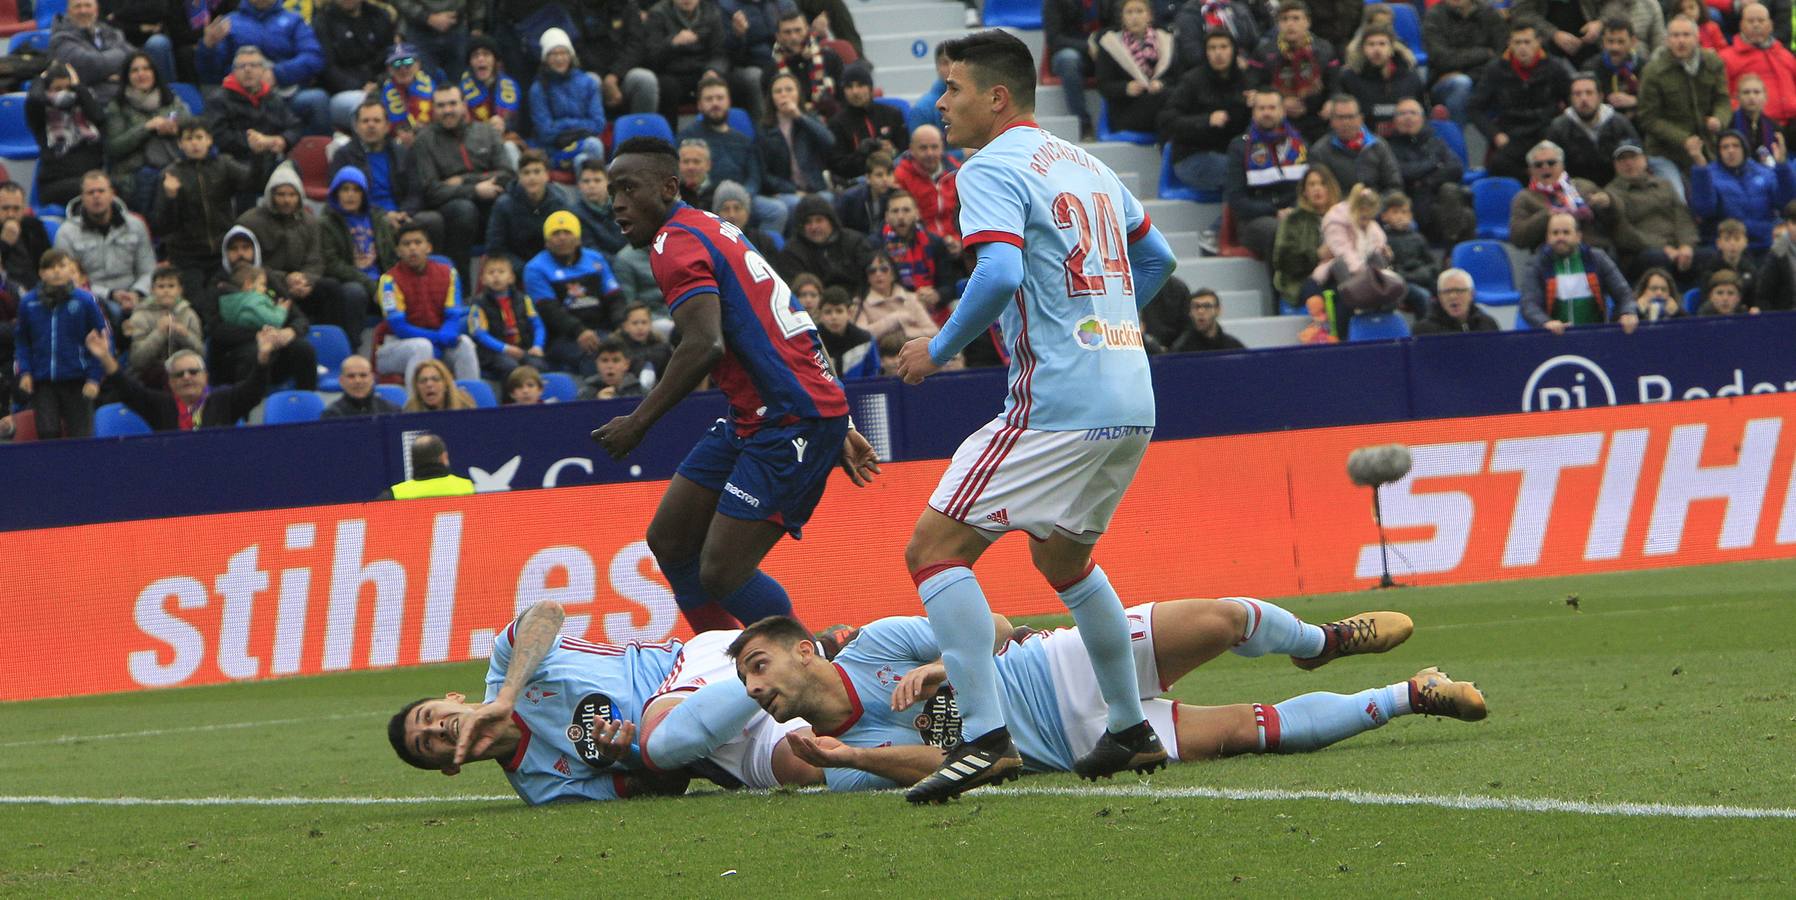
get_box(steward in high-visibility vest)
[380,432,475,499]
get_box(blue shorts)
[675,416,849,539]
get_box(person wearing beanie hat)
[393,0,475,83]
[237,161,361,343]
[526,206,628,373]
[380,42,437,134]
[709,179,783,257]
[461,34,521,134]
[827,60,908,182]
[315,0,401,131]
[530,27,610,172]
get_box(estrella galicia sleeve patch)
[565,692,616,767]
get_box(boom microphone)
[1347,444,1413,488]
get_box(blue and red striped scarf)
[882,224,939,290]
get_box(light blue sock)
[642,680,763,771]
[1263,684,1411,753]
[1058,565,1148,733]
[917,565,1007,739]
[1225,597,1327,659]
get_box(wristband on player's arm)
[927,241,1025,366]
[1128,226,1177,312]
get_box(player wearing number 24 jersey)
[594,138,881,635]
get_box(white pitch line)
[4,786,1793,819]
[0,712,387,748]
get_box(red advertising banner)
[6,393,1795,701]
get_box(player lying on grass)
[637,599,1487,794]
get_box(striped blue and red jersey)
[650,203,850,434]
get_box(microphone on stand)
[1347,444,1413,589]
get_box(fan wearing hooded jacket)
[238,162,364,340]
[321,167,399,344]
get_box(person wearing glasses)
[83,321,286,430]
[1509,140,1619,254]
[1412,268,1500,335]
[197,0,330,135]
[205,47,305,187]
[1167,288,1245,353]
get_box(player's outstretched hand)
[453,699,515,767]
[895,336,940,386]
[786,732,858,769]
[591,718,636,762]
[592,414,647,459]
[890,661,947,711]
[840,428,881,487]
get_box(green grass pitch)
[4,559,1794,895]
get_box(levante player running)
[594,138,880,632]
[893,30,1183,802]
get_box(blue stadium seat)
[95,402,152,437]
[610,114,673,157]
[1347,310,1412,342]
[170,82,204,116]
[7,29,48,54]
[541,371,578,403]
[0,93,38,161]
[1450,239,1522,306]
[307,324,352,392]
[34,0,63,28]
[458,378,497,408]
[1096,100,1155,145]
[1381,2,1428,69]
[760,230,784,251]
[1683,287,1702,313]
[981,0,1041,28]
[374,383,407,408]
[874,95,911,122]
[42,216,58,243]
[725,107,753,135]
[1158,142,1221,202]
[263,390,327,424]
[1472,177,1520,241]
[1429,119,1485,183]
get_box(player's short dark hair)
[726,615,815,661]
[388,698,435,770]
[613,136,679,180]
[818,286,852,309]
[941,29,1036,112]
[395,222,432,244]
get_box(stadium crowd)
[0,0,1787,439]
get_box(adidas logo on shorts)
[985,509,1010,526]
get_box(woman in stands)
[104,51,190,216]
[757,72,837,215]
[1270,166,1341,306]
[1632,268,1686,323]
[854,251,938,367]
[1094,0,1178,135]
[404,358,477,412]
[26,63,107,208]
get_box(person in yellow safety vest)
[381,432,475,499]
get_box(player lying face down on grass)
[627,597,1488,794]
[590,137,882,634]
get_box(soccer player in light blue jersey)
[891,29,1181,801]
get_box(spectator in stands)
[1092,0,1176,135]
[1546,75,1640,185]
[1412,268,1500,334]
[678,139,719,210]
[712,181,782,257]
[814,287,878,379]
[1225,89,1309,261]
[55,172,156,325]
[758,72,838,207]
[1471,22,1575,181]
[1631,267,1686,322]
[49,0,135,101]
[16,250,107,439]
[207,46,303,179]
[1385,99,1469,244]
[460,35,524,151]
[1380,192,1438,315]
[157,119,259,299]
[577,0,659,118]
[1721,3,1796,124]
[405,357,477,410]
[796,0,861,57]
[104,52,189,216]
[1308,94,1401,195]
[855,250,937,359]
[468,254,546,380]
[583,338,645,399]
[719,0,787,116]
[1637,16,1728,202]
[1251,2,1337,141]
[1729,74,1780,164]
[615,300,671,377]
[239,162,361,338]
[320,167,395,343]
[1310,184,1394,326]
[198,0,328,134]
[333,100,446,249]
[1696,269,1757,315]
[394,0,475,82]
[103,0,187,86]
[530,28,608,172]
[777,195,873,294]
[1754,202,1796,311]
[1167,288,1246,352]
[322,354,400,416]
[315,0,399,131]
[1174,0,1263,70]
[528,211,626,373]
[1303,0,1361,50]
[1511,140,1619,254]
[768,9,842,118]
[0,184,52,290]
[1591,17,1646,119]
[1336,24,1422,136]
[1158,29,1249,197]
[828,62,907,182]
[414,82,516,277]
[198,226,319,388]
[378,223,479,387]
[893,124,961,245]
[791,272,822,313]
[834,151,895,235]
[1520,211,1639,333]
[570,158,628,256]
[380,44,436,138]
[27,64,107,210]
[645,0,731,124]
[1422,0,1507,125]
[1606,142,1703,282]
[1695,218,1761,305]
[878,190,957,305]
[217,264,290,333]
[680,75,786,233]
[1511,0,1599,67]
[1691,130,1796,249]
[1043,0,1102,141]
[487,149,573,268]
[503,364,544,403]
[88,327,283,430]
[907,41,951,136]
